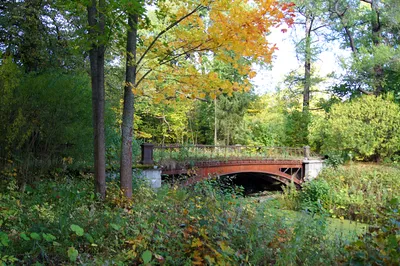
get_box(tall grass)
[281,163,400,223]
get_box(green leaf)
[42,233,56,242]
[20,233,30,241]
[30,232,41,241]
[67,247,78,262]
[142,250,152,264]
[84,233,94,244]
[110,223,121,231]
[70,224,84,236]
[147,215,156,224]
[0,232,10,246]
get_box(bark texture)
[87,0,106,199]
[120,12,139,198]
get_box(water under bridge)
[139,144,324,188]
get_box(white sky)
[251,26,349,94]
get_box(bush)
[299,178,332,213]
[0,63,94,172]
[324,150,353,168]
[310,95,400,161]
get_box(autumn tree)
[117,0,294,197]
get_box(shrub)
[324,150,353,168]
[299,178,332,213]
[310,95,400,161]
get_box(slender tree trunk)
[120,12,139,198]
[370,0,383,95]
[87,0,106,198]
[214,97,217,145]
[303,14,312,112]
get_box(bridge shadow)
[221,172,285,195]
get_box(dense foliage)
[0,59,93,170]
[0,172,382,265]
[310,95,400,161]
[282,164,400,223]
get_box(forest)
[0,0,399,265]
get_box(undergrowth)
[281,163,400,224]
[0,172,357,265]
[280,163,400,265]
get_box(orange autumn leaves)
[133,0,295,102]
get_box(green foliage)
[310,95,400,161]
[215,92,254,145]
[283,110,310,147]
[67,247,78,262]
[282,163,400,224]
[70,224,84,236]
[240,94,286,146]
[323,151,351,168]
[300,178,332,213]
[0,173,356,265]
[345,198,400,265]
[141,250,152,264]
[0,63,94,170]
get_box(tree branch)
[311,24,328,32]
[136,4,204,67]
[360,0,372,4]
[135,41,219,87]
[331,0,356,54]
[357,86,373,95]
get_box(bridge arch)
[176,160,304,186]
[219,172,290,193]
[219,170,300,186]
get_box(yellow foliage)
[133,0,293,104]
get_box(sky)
[251,26,349,95]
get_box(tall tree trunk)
[120,12,139,198]
[303,14,312,112]
[87,0,106,199]
[370,0,383,95]
[214,97,217,145]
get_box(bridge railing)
[141,144,319,166]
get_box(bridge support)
[135,168,162,188]
[303,159,324,181]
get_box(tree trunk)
[303,14,312,112]
[87,0,106,199]
[120,12,139,199]
[370,0,383,95]
[214,97,217,145]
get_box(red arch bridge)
[138,144,325,188]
